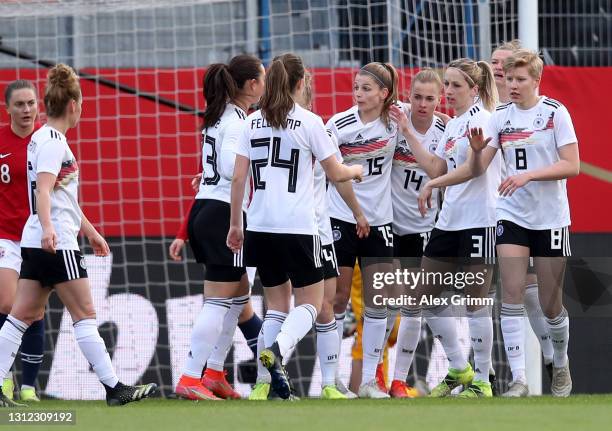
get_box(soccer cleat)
[429,364,474,398]
[335,377,358,399]
[105,382,158,406]
[175,375,220,401]
[19,387,40,402]
[0,390,26,408]
[501,380,529,397]
[248,381,270,401]
[358,380,391,399]
[201,369,241,399]
[457,380,493,398]
[389,380,419,398]
[375,363,387,392]
[259,343,291,400]
[321,385,347,400]
[1,377,14,401]
[551,362,572,398]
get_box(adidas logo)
[355,133,363,140]
[505,120,511,126]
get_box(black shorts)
[244,231,323,288]
[495,220,571,257]
[321,243,340,280]
[424,227,496,264]
[393,232,431,258]
[188,199,246,267]
[331,218,394,268]
[20,248,88,288]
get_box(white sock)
[362,307,387,385]
[0,316,27,381]
[423,305,467,371]
[183,298,231,378]
[393,308,421,382]
[500,303,526,382]
[207,295,249,372]
[467,307,493,383]
[263,310,287,348]
[379,306,399,363]
[316,320,339,388]
[524,284,554,365]
[546,308,569,368]
[73,319,119,388]
[276,304,317,358]
[255,327,270,383]
[334,312,345,377]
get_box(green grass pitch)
[4,396,612,431]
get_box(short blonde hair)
[503,49,544,80]
[411,68,443,92]
[494,39,522,53]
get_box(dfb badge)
[332,229,341,242]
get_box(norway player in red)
[469,49,579,397]
[0,80,45,405]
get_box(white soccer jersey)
[235,104,337,235]
[434,104,502,231]
[486,96,577,229]
[196,103,249,210]
[326,105,398,226]
[21,125,82,250]
[314,131,342,246]
[391,112,445,235]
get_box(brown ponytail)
[447,58,499,112]
[358,62,398,127]
[202,54,262,129]
[260,53,305,129]
[44,64,80,118]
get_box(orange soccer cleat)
[175,374,221,401]
[375,363,388,393]
[389,380,419,398]
[201,369,241,400]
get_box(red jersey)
[0,123,41,240]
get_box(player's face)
[506,66,540,105]
[354,74,388,114]
[444,68,475,112]
[491,49,513,89]
[409,81,441,120]
[7,88,38,131]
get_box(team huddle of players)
[0,38,578,406]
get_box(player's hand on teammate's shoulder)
[88,232,110,256]
[169,238,185,261]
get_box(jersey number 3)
[203,135,221,185]
[251,137,299,193]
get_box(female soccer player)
[387,68,446,398]
[469,49,579,397]
[327,62,399,399]
[392,57,500,398]
[0,64,157,407]
[227,53,362,400]
[491,40,557,385]
[0,80,45,404]
[173,54,266,401]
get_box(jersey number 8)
[0,164,10,184]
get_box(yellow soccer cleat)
[248,382,270,401]
[321,385,348,400]
[19,387,40,402]
[1,377,14,401]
